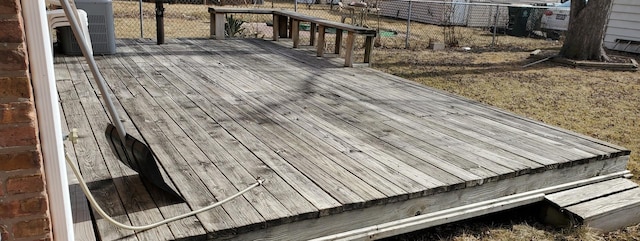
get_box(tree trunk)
[559,0,613,61]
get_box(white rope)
[65,149,263,231]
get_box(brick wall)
[0,0,53,240]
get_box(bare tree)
[559,0,614,61]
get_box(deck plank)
[546,178,639,208]
[198,49,510,183]
[54,56,98,241]
[180,45,450,198]
[116,49,297,225]
[362,69,627,155]
[306,67,604,163]
[100,49,266,234]
[129,40,342,216]
[97,56,208,240]
[237,38,626,158]
[59,57,139,241]
[186,66,413,199]
[150,41,400,205]
[190,42,475,188]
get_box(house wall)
[0,0,53,240]
[604,0,640,54]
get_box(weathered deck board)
[57,38,630,240]
[55,56,98,241]
[57,57,140,241]
[117,46,300,224]
[97,57,209,240]
[232,38,623,158]
[98,51,260,235]
[134,41,345,214]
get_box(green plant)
[225,15,245,37]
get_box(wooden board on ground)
[545,178,640,232]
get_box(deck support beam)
[226,157,629,240]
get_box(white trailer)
[604,0,640,54]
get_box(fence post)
[156,0,165,44]
[491,5,499,48]
[405,0,412,49]
[139,0,143,38]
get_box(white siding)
[378,0,553,28]
[466,2,509,28]
[605,0,640,53]
[378,0,467,26]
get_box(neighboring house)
[604,0,640,54]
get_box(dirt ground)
[372,42,640,240]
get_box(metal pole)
[139,0,143,38]
[405,0,412,48]
[156,0,165,44]
[295,0,298,12]
[59,0,128,141]
[491,5,499,48]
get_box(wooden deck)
[55,38,630,240]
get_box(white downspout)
[21,0,74,240]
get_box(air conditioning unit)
[59,0,116,55]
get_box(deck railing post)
[492,5,499,48]
[139,0,143,38]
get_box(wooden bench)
[208,7,377,67]
[208,8,277,40]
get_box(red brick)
[0,196,46,219]
[0,151,41,171]
[0,102,35,124]
[0,0,20,15]
[0,17,24,43]
[0,48,28,71]
[0,76,33,100]
[6,175,44,195]
[0,198,20,218]
[13,218,50,238]
[21,196,47,215]
[0,123,38,147]
[0,179,4,196]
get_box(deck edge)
[215,155,629,240]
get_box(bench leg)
[292,19,300,48]
[278,15,288,38]
[364,36,373,64]
[344,32,355,67]
[335,29,343,54]
[210,12,215,38]
[317,25,326,57]
[272,14,279,41]
[288,18,293,39]
[214,13,225,40]
[309,23,317,46]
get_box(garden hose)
[64,138,263,231]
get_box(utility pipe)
[313,170,631,241]
[21,0,74,240]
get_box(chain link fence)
[112,0,557,50]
